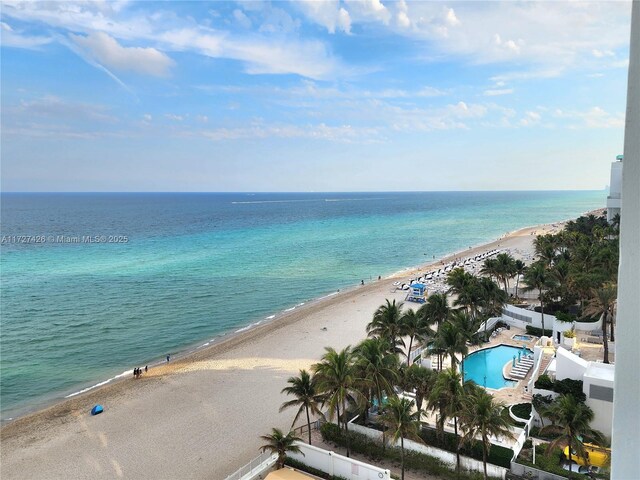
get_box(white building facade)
[606,156,623,222]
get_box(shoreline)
[0,208,602,425]
[0,209,603,480]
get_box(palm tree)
[480,258,499,283]
[523,261,555,334]
[477,277,507,337]
[279,369,325,445]
[494,252,516,293]
[459,390,513,480]
[541,394,604,465]
[259,428,304,469]
[401,308,429,366]
[403,363,437,414]
[419,293,449,370]
[429,368,465,475]
[382,396,422,480]
[353,337,399,449]
[367,299,406,354]
[432,320,467,370]
[584,284,617,364]
[312,346,360,457]
[513,259,526,299]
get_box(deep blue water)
[0,191,604,420]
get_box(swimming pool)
[463,345,531,389]
[512,334,534,342]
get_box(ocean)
[0,191,604,421]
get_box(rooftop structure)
[606,156,623,222]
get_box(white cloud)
[519,111,541,126]
[0,21,52,49]
[294,1,351,34]
[233,9,252,29]
[196,122,380,143]
[344,0,391,25]
[554,107,624,129]
[445,8,460,27]
[70,32,174,76]
[592,49,615,58]
[13,95,116,122]
[164,114,185,121]
[484,88,514,96]
[385,1,630,69]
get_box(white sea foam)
[235,325,252,333]
[265,315,276,319]
[284,307,296,312]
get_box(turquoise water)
[463,344,532,389]
[512,334,534,342]
[0,191,603,420]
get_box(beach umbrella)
[91,405,104,416]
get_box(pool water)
[512,334,534,342]
[463,345,531,389]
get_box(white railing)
[224,451,277,480]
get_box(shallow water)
[0,191,603,419]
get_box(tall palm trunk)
[407,336,414,366]
[305,405,312,445]
[336,403,341,431]
[540,293,545,335]
[602,311,610,364]
[515,276,520,299]
[379,392,387,453]
[400,436,405,480]
[344,407,351,458]
[608,307,615,341]
[482,436,488,480]
[454,417,461,477]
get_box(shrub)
[554,379,586,402]
[525,325,553,337]
[320,422,501,480]
[534,374,554,390]
[556,311,576,323]
[419,426,514,468]
[284,457,348,480]
[563,329,576,339]
[511,403,532,419]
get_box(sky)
[0,0,632,192]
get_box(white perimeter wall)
[554,348,588,381]
[288,442,391,480]
[348,422,508,479]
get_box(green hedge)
[534,374,554,390]
[533,376,586,403]
[320,423,496,480]
[284,457,348,480]
[419,426,514,468]
[510,403,532,420]
[526,325,553,337]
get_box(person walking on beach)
[166,354,170,363]
[145,365,148,373]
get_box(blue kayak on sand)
[90,405,104,416]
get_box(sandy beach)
[0,216,584,480]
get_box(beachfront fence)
[223,451,277,480]
[348,420,509,479]
[292,418,325,439]
[288,442,391,480]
